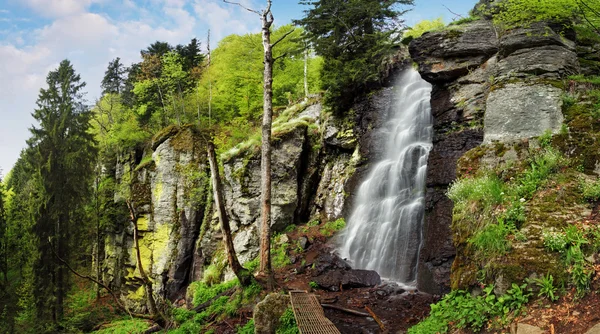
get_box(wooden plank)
[289,291,341,334]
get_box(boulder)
[495,45,579,78]
[484,83,563,143]
[314,269,382,292]
[253,293,291,334]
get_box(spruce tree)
[27,59,96,323]
[101,57,127,95]
[296,0,413,112]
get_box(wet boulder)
[314,269,381,292]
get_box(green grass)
[469,219,514,258]
[580,176,600,201]
[92,319,151,334]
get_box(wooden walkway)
[289,291,341,334]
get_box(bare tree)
[222,0,294,287]
[207,140,253,286]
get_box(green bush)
[237,319,255,334]
[276,308,299,334]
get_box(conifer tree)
[27,59,96,323]
[101,57,127,95]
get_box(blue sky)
[0,0,478,173]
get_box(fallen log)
[321,304,371,317]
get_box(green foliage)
[297,0,413,112]
[515,148,564,199]
[491,0,579,28]
[542,225,597,297]
[272,235,291,269]
[579,176,600,201]
[236,319,255,334]
[448,174,505,220]
[276,308,299,334]
[469,219,514,258]
[408,284,531,333]
[308,281,319,289]
[403,17,445,40]
[534,273,559,301]
[92,319,150,334]
[319,218,346,237]
[190,279,238,307]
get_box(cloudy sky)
[0,0,477,174]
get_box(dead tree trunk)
[223,0,294,289]
[207,141,253,286]
[126,201,166,324]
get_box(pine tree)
[27,59,96,323]
[101,57,127,95]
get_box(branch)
[443,4,465,20]
[271,28,296,48]
[49,239,137,320]
[577,0,600,36]
[365,306,386,332]
[273,52,288,64]
[222,0,260,15]
[321,304,371,317]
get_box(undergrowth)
[408,284,530,333]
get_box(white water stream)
[338,69,432,284]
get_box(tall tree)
[296,0,413,112]
[176,38,205,72]
[223,0,295,287]
[0,175,7,287]
[141,41,173,57]
[101,57,127,95]
[27,59,96,323]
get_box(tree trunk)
[304,46,309,101]
[207,141,253,286]
[258,1,274,284]
[127,201,166,325]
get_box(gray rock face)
[223,125,310,233]
[409,21,498,83]
[314,269,381,292]
[495,45,579,78]
[498,23,575,57]
[484,84,563,143]
[103,127,207,307]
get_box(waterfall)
[338,68,432,285]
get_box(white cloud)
[194,0,260,43]
[20,0,100,18]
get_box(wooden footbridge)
[289,291,341,334]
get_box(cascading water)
[338,68,432,285]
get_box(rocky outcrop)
[410,17,580,293]
[103,126,208,310]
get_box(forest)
[1,0,600,333]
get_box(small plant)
[469,219,514,258]
[542,230,568,252]
[307,220,320,227]
[276,308,299,334]
[319,218,346,237]
[538,129,553,148]
[534,273,559,301]
[236,319,255,334]
[308,281,319,289]
[580,177,600,202]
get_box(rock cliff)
[410,15,598,293]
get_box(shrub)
[469,219,514,258]
[276,308,299,334]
